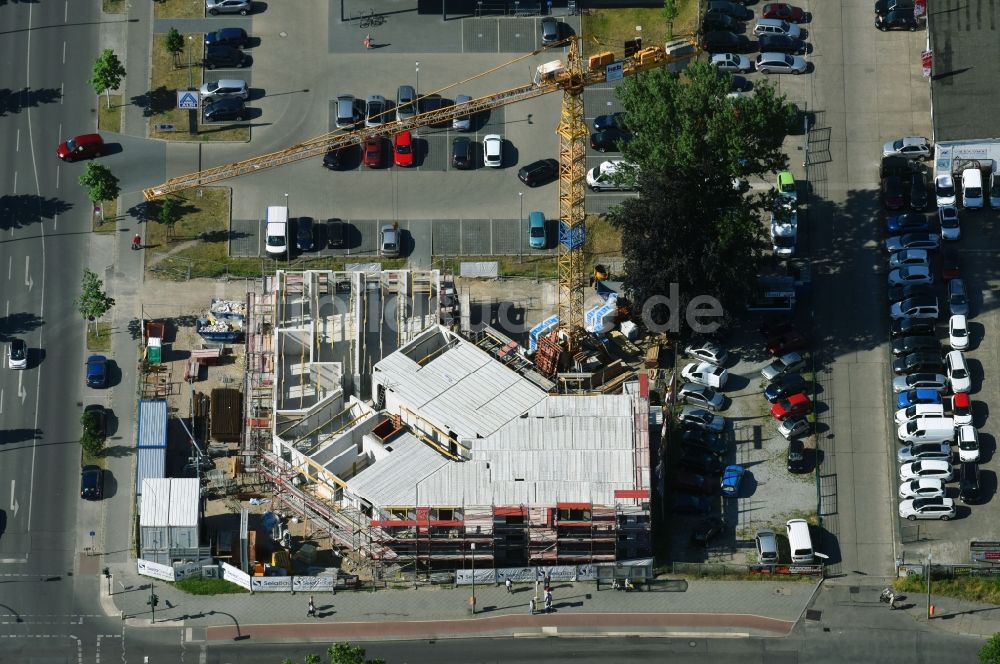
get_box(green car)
[528,211,547,249]
[777,170,797,205]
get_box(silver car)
[678,406,726,433]
[677,383,725,411]
[755,52,807,74]
[897,442,952,464]
[365,95,387,128]
[710,53,753,73]
[396,85,417,122]
[882,136,932,160]
[206,0,251,15]
[684,341,729,366]
[378,224,400,257]
[452,94,473,131]
[200,78,249,101]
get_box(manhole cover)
[805,609,822,621]
[849,586,860,594]
[279,31,288,38]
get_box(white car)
[938,206,960,240]
[710,52,753,73]
[681,362,729,389]
[199,78,249,101]
[899,497,956,521]
[894,403,945,425]
[755,52,807,75]
[777,415,811,440]
[898,478,946,500]
[586,160,636,192]
[678,406,726,433]
[900,459,953,482]
[882,136,932,160]
[957,424,980,462]
[935,174,957,207]
[892,373,948,394]
[945,350,971,392]
[888,249,929,270]
[770,211,797,257]
[7,338,27,369]
[677,383,725,411]
[885,233,939,253]
[684,341,729,366]
[887,265,933,287]
[948,393,973,426]
[949,314,969,350]
[483,134,503,167]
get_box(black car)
[203,97,248,122]
[673,493,714,515]
[691,517,725,546]
[758,34,808,55]
[787,439,810,473]
[892,352,944,376]
[731,75,753,93]
[675,471,717,495]
[891,336,940,357]
[80,465,103,500]
[681,429,728,457]
[593,112,627,132]
[875,0,913,15]
[83,404,108,438]
[327,219,347,248]
[420,95,452,127]
[205,27,249,48]
[707,0,753,20]
[887,282,935,304]
[702,31,751,53]
[764,373,807,403]
[517,158,558,187]
[882,175,905,209]
[910,173,929,211]
[703,12,738,31]
[541,16,560,44]
[678,448,724,475]
[589,128,632,153]
[295,217,314,252]
[959,462,985,505]
[881,155,918,178]
[322,148,345,170]
[890,317,935,339]
[876,8,917,30]
[452,137,473,169]
[202,44,247,69]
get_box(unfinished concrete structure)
[243,270,650,571]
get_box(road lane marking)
[12,171,16,193]
[60,82,64,104]
[0,388,4,414]
[7,256,11,279]
[17,372,26,405]
[24,256,32,291]
[15,129,19,152]
[55,165,60,189]
[53,213,58,229]
[62,42,66,64]
[9,480,18,518]
[64,0,68,22]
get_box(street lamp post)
[187,35,194,90]
[415,61,420,97]
[926,553,932,619]
[470,542,476,614]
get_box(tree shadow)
[0,86,61,115]
[125,198,198,224]
[199,229,249,243]
[0,312,44,338]
[0,429,42,445]
[130,86,175,117]
[0,194,73,230]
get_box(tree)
[328,643,385,664]
[610,62,795,335]
[166,28,185,69]
[81,411,106,457]
[90,49,127,109]
[661,0,679,40]
[77,269,116,335]
[79,163,121,205]
[980,633,1000,664]
[159,197,179,238]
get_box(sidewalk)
[101,565,820,641]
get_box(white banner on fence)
[292,576,335,592]
[137,558,176,582]
[221,561,252,589]
[251,576,293,592]
[173,559,214,581]
[458,565,596,585]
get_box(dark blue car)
[205,27,249,48]
[886,212,929,235]
[673,493,713,515]
[896,388,942,410]
[764,373,807,403]
[86,355,108,388]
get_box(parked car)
[936,174,957,207]
[673,493,714,515]
[947,278,969,316]
[948,392,973,426]
[58,133,106,163]
[786,438,809,473]
[729,75,754,97]
[899,459,953,482]
[898,478,946,500]
[940,245,961,280]
[678,407,726,433]
[362,138,382,168]
[887,265,933,287]
[891,336,940,358]
[885,232,938,253]
[761,352,806,381]
[295,216,314,252]
[939,206,960,241]
[378,224,399,257]
[891,373,948,394]
[889,294,938,320]
[886,212,929,235]
[396,85,418,122]
[80,465,103,500]
[959,462,984,504]
[334,94,362,129]
[527,211,547,249]
[681,430,727,458]
[205,27,249,47]
[541,16,560,45]
[678,448,724,475]
[910,173,930,211]
[675,470,717,495]
[758,34,808,55]
[483,134,503,167]
[945,350,971,392]
[888,249,929,270]
[875,0,914,16]
[776,170,797,204]
[882,176,905,210]
[594,112,627,132]
[86,355,108,388]
[586,160,636,191]
[898,497,955,521]
[452,138,473,170]
[711,52,754,73]
[890,318,935,340]
[763,3,806,22]
[756,529,780,563]
[7,338,27,369]
[894,403,945,425]
[778,415,811,440]
[682,362,729,389]
[897,441,952,463]
[704,12,739,32]
[892,352,943,376]
[322,147,349,170]
[888,283,935,305]
[393,131,414,167]
[708,0,753,20]
[206,0,251,15]
[685,341,729,366]
[452,94,473,130]
[896,388,942,409]
[949,314,969,350]
[326,219,348,249]
[755,52,807,74]
[691,517,725,546]
[957,424,980,463]
[753,18,802,37]
[771,392,812,420]
[418,94,451,126]
[364,95,387,128]
[876,8,918,30]
[200,78,249,101]
[766,330,806,356]
[590,128,632,153]
[202,44,247,69]
[702,31,752,53]
[203,97,247,122]
[883,136,931,160]
[517,159,558,187]
[83,404,109,439]
[677,383,725,411]
[720,465,745,498]
[764,373,807,403]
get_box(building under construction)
[243,269,652,571]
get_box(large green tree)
[981,633,1000,664]
[90,49,127,109]
[79,163,121,205]
[609,62,795,334]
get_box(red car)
[767,329,807,356]
[363,137,382,169]
[57,133,104,161]
[762,3,806,22]
[393,130,413,167]
[882,176,905,210]
[770,392,813,421]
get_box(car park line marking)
[0,389,4,414]
[8,256,12,279]
[15,129,19,152]
[55,166,59,190]
[64,0,68,22]
[60,82,64,104]
[12,170,16,193]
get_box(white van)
[786,519,814,563]
[264,205,289,256]
[897,416,956,444]
[962,168,983,209]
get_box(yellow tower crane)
[143,36,698,351]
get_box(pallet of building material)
[609,331,641,357]
[644,343,661,369]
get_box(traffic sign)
[177,91,199,109]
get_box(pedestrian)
[131,233,141,250]
[505,577,513,593]
[529,598,535,615]
[544,573,551,588]
[544,593,552,613]
[307,596,316,618]
[364,34,372,49]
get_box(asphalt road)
[0,0,106,654]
